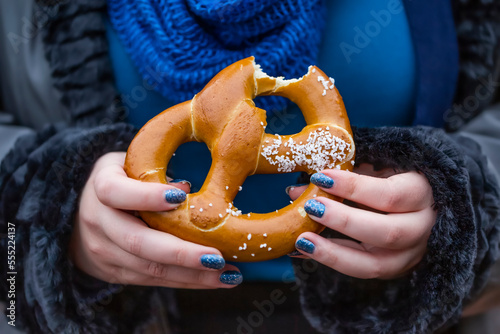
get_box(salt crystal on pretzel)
[124,57,355,262]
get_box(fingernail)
[304,199,325,218]
[164,189,187,204]
[219,271,243,285]
[296,238,315,254]
[310,173,334,188]
[200,254,225,270]
[170,179,192,187]
[285,183,308,196]
[287,250,303,257]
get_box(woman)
[1,0,500,333]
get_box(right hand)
[69,152,242,288]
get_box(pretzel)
[124,57,355,262]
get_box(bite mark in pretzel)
[124,57,355,262]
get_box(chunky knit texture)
[446,0,500,131]
[37,0,125,127]
[107,0,326,112]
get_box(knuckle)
[87,240,103,256]
[142,187,160,208]
[344,175,358,199]
[147,261,168,278]
[173,247,188,267]
[94,172,113,204]
[86,214,102,232]
[367,259,383,279]
[385,225,404,248]
[120,269,141,285]
[124,233,143,256]
[79,210,98,230]
[336,209,350,231]
[196,269,210,285]
[323,247,339,268]
[381,181,401,211]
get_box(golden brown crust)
[124,57,355,262]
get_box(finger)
[102,246,242,289]
[310,170,433,213]
[94,163,187,211]
[295,233,423,279]
[103,262,226,289]
[168,179,192,194]
[285,184,308,201]
[71,231,220,289]
[101,209,229,270]
[303,198,433,249]
[73,219,241,289]
[109,254,242,288]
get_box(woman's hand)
[288,164,436,280]
[69,152,242,288]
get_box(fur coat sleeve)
[1,123,499,334]
[0,123,159,333]
[1,0,499,333]
[294,126,500,334]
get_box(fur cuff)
[294,126,500,334]
[1,123,155,333]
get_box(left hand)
[288,164,437,280]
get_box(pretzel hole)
[233,172,304,213]
[167,142,212,193]
[231,97,308,213]
[254,97,307,136]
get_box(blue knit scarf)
[107,0,326,112]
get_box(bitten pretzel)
[124,57,355,262]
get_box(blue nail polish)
[310,173,334,188]
[200,254,225,270]
[296,238,315,254]
[170,179,192,187]
[285,183,309,196]
[304,199,325,218]
[219,271,243,285]
[164,189,186,204]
